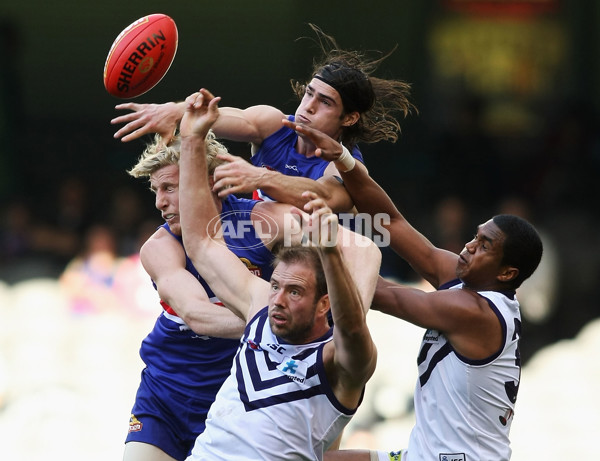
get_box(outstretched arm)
[178,89,269,322]
[112,98,284,146]
[297,192,378,410]
[253,199,379,312]
[373,275,504,360]
[112,100,355,213]
[282,119,458,289]
[212,153,354,213]
[334,224,381,313]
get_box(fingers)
[282,118,300,131]
[296,195,338,248]
[215,152,237,162]
[289,206,307,220]
[207,96,221,112]
[302,191,331,215]
[111,113,136,124]
[283,119,312,143]
[113,118,145,137]
[120,127,148,142]
[111,103,150,140]
[213,178,251,196]
[184,91,205,108]
[184,90,221,117]
[110,112,141,125]
[114,102,138,110]
[197,88,216,106]
[212,177,230,192]
[215,183,238,198]
[184,90,204,108]
[111,103,143,124]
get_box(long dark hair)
[291,23,417,148]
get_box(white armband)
[335,143,356,172]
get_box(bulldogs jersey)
[251,115,364,201]
[127,194,275,458]
[140,194,275,395]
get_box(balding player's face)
[268,261,321,343]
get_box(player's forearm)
[370,276,417,319]
[337,230,381,312]
[319,246,366,333]
[258,169,325,208]
[321,246,376,377]
[258,170,349,212]
[179,135,219,240]
[340,162,401,220]
[340,163,442,272]
[179,302,246,339]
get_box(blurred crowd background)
[0,0,598,458]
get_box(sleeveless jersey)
[187,307,357,461]
[406,280,522,461]
[139,194,275,403]
[251,115,364,201]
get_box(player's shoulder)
[252,200,297,230]
[440,284,497,320]
[244,104,285,117]
[140,226,181,257]
[253,199,289,215]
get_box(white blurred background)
[0,268,597,460]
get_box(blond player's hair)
[128,131,228,178]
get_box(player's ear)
[341,111,360,127]
[316,294,330,317]
[497,266,519,283]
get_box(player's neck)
[295,137,318,159]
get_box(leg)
[324,449,372,460]
[325,449,405,461]
[123,441,179,461]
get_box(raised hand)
[179,89,221,139]
[112,101,185,144]
[212,153,266,197]
[290,191,339,249]
[281,119,343,162]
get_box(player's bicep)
[253,201,303,249]
[217,105,284,144]
[140,234,201,305]
[384,286,472,333]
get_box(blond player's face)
[150,164,181,235]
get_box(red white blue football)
[103,14,178,98]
